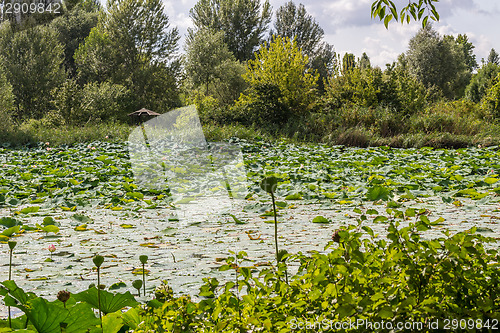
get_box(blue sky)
[156,0,500,68]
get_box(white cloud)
[101,0,500,69]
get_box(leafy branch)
[371,0,440,28]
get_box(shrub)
[134,217,500,331]
[238,83,290,127]
[326,67,382,109]
[53,80,133,125]
[465,62,500,103]
[239,36,318,120]
[481,73,500,119]
[326,66,429,117]
[186,92,237,125]
[382,67,429,116]
[408,99,483,136]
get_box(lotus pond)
[1,140,500,317]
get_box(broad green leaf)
[20,206,40,214]
[71,214,93,224]
[367,186,391,201]
[285,193,302,200]
[72,287,139,314]
[103,311,124,333]
[26,297,100,333]
[312,216,330,223]
[0,217,22,228]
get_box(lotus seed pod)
[93,255,104,268]
[132,279,143,290]
[260,176,278,194]
[57,290,71,303]
[8,241,17,250]
[139,255,148,264]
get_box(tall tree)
[0,22,65,119]
[0,66,14,117]
[271,1,334,93]
[342,53,356,72]
[465,62,500,103]
[75,0,181,111]
[189,0,272,62]
[271,1,322,56]
[406,25,469,99]
[185,28,245,104]
[50,5,100,77]
[452,34,477,72]
[358,52,371,69]
[488,48,500,65]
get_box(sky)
[159,0,500,69]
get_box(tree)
[342,53,356,72]
[0,66,14,117]
[50,5,100,77]
[465,63,500,103]
[0,66,15,135]
[239,36,318,117]
[488,48,500,65]
[406,25,469,99]
[451,34,477,72]
[358,52,371,69]
[481,73,500,118]
[53,79,132,124]
[189,0,272,62]
[371,0,439,28]
[0,22,65,119]
[75,0,181,111]
[271,1,322,56]
[271,1,335,93]
[185,28,246,104]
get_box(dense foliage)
[1,141,500,332]
[0,0,500,147]
[3,218,499,332]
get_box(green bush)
[187,93,237,125]
[53,80,133,125]
[239,36,318,118]
[410,100,483,135]
[238,83,290,127]
[326,66,429,117]
[132,215,500,332]
[326,67,382,109]
[481,73,500,119]
[382,67,429,116]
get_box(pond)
[1,141,500,318]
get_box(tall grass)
[0,121,132,146]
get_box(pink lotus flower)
[45,142,50,145]
[48,244,56,253]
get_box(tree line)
[0,0,499,138]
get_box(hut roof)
[128,108,161,117]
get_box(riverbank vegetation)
[1,0,500,148]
